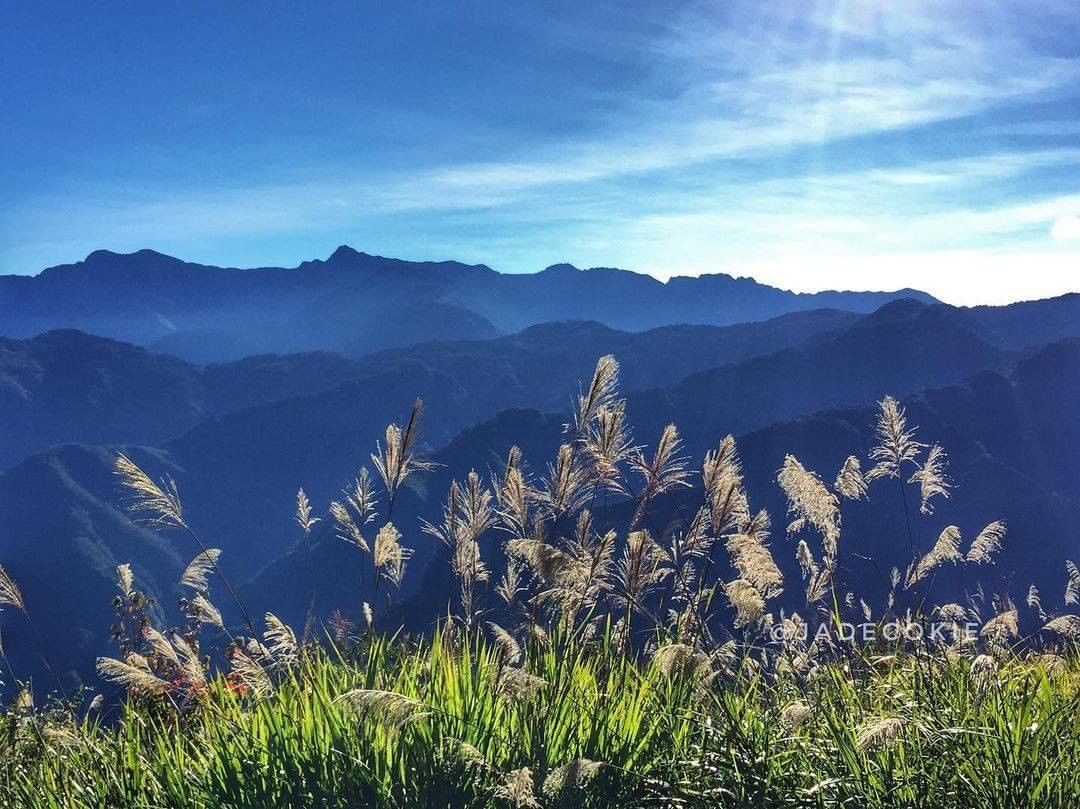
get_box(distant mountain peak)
[327,245,367,263]
[541,262,581,274]
[859,297,932,323]
[85,248,177,264]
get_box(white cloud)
[1051,216,1080,241]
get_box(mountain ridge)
[1,246,938,361]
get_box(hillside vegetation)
[2,357,1078,807]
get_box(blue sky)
[2,0,1079,303]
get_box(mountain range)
[1,246,1078,693]
[1,246,935,362]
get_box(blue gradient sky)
[2,0,1079,303]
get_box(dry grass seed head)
[726,531,784,600]
[866,396,924,481]
[855,716,907,752]
[494,767,541,809]
[781,701,812,729]
[336,688,428,729]
[191,594,224,630]
[725,578,766,627]
[486,622,523,665]
[330,501,370,553]
[834,455,868,500]
[908,444,951,515]
[777,455,840,559]
[980,609,1019,641]
[1066,560,1080,605]
[96,655,170,696]
[263,613,299,664]
[543,759,603,796]
[966,520,1006,565]
[0,566,26,612]
[115,563,134,597]
[295,487,320,533]
[572,354,620,433]
[906,526,962,587]
[181,549,222,592]
[1043,615,1080,640]
[114,453,185,529]
[496,666,547,703]
[230,649,274,700]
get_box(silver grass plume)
[652,643,711,681]
[495,447,531,538]
[865,396,924,481]
[540,443,590,518]
[856,716,908,752]
[116,563,134,597]
[443,737,490,771]
[908,444,950,515]
[263,613,299,667]
[181,549,222,592]
[295,488,320,534]
[781,701,812,729]
[0,566,26,613]
[980,609,1019,642]
[703,436,750,537]
[115,453,185,529]
[336,688,428,729]
[564,510,617,608]
[834,455,868,500]
[229,648,274,699]
[371,400,439,507]
[344,468,378,527]
[970,654,999,697]
[726,529,783,600]
[936,603,969,624]
[724,578,765,627]
[906,526,962,587]
[506,539,585,591]
[572,354,620,433]
[494,768,541,809]
[96,655,170,696]
[1027,584,1046,621]
[543,759,603,796]
[496,666,547,702]
[966,520,1006,565]
[777,455,840,560]
[330,501,370,553]
[191,593,224,630]
[373,523,411,588]
[1043,615,1080,640]
[796,540,817,580]
[614,529,669,609]
[460,470,497,540]
[143,627,180,668]
[170,633,206,692]
[495,559,526,606]
[630,424,692,523]
[581,401,636,495]
[1066,561,1080,605]
[486,622,523,665]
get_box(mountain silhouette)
[1,246,936,361]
